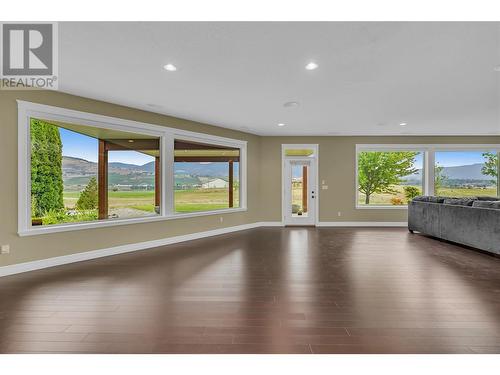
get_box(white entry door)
[283,159,317,225]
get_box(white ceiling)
[58,22,500,136]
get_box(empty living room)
[1,1,500,373]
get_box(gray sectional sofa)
[408,196,500,256]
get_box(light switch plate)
[321,185,328,190]
[1,244,10,254]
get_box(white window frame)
[355,144,500,209]
[18,101,247,236]
[171,132,247,216]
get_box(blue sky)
[435,151,492,167]
[59,128,492,168]
[403,152,490,168]
[59,128,154,165]
[385,151,489,168]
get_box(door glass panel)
[291,163,309,217]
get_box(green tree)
[482,152,498,185]
[30,119,64,217]
[76,177,98,210]
[434,163,448,193]
[403,186,421,202]
[358,151,419,204]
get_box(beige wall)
[259,136,500,223]
[1,89,499,268]
[0,90,262,267]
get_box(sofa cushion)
[412,196,430,202]
[476,196,500,201]
[428,196,448,203]
[412,196,450,203]
[472,200,500,209]
[443,197,478,206]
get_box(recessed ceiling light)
[305,62,318,71]
[399,122,407,127]
[283,101,300,108]
[163,63,177,71]
[494,65,500,72]
[278,123,285,127]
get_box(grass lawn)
[63,188,240,214]
[358,185,497,206]
[174,188,239,213]
[64,190,156,212]
[435,187,497,198]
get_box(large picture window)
[356,145,500,208]
[434,151,499,197]
[173,140,240,213]
[18,101,247,235]
[30,118,161,227]
[357,150,424,207]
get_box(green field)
[435,187,497,198]
[64,190,156,214]
[174,188,239,213]
[358,185,497,206]
[63,188,240,214]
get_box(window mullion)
[425,150,435,196]
[497,151,500,197]
[163,135,174,216]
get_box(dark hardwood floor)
[1,227,500,354]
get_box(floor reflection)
[1,227,500,353]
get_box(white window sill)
[355,205,409,210]
[18,207,248,237]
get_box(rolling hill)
[62,156,239,190]
[408,163,489,179]
[404,163,495,186]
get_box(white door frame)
[281,144,319,226]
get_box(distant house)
[201,178,228,189]
[114,184,133,191]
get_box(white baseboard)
[0,222,265,278]
[258,221,285,227]
[317,221,407,227]
[0,220,406,277]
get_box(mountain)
[62,156,156,189]
[62,156,96,175]
[439,163,489,180]
[63,156,155,174]
[140,161,155,172]
[174,162,238,177]
[108,162,148,171]
[63,156,238,177]
[407,163,490,181]
[61,156,239,190]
